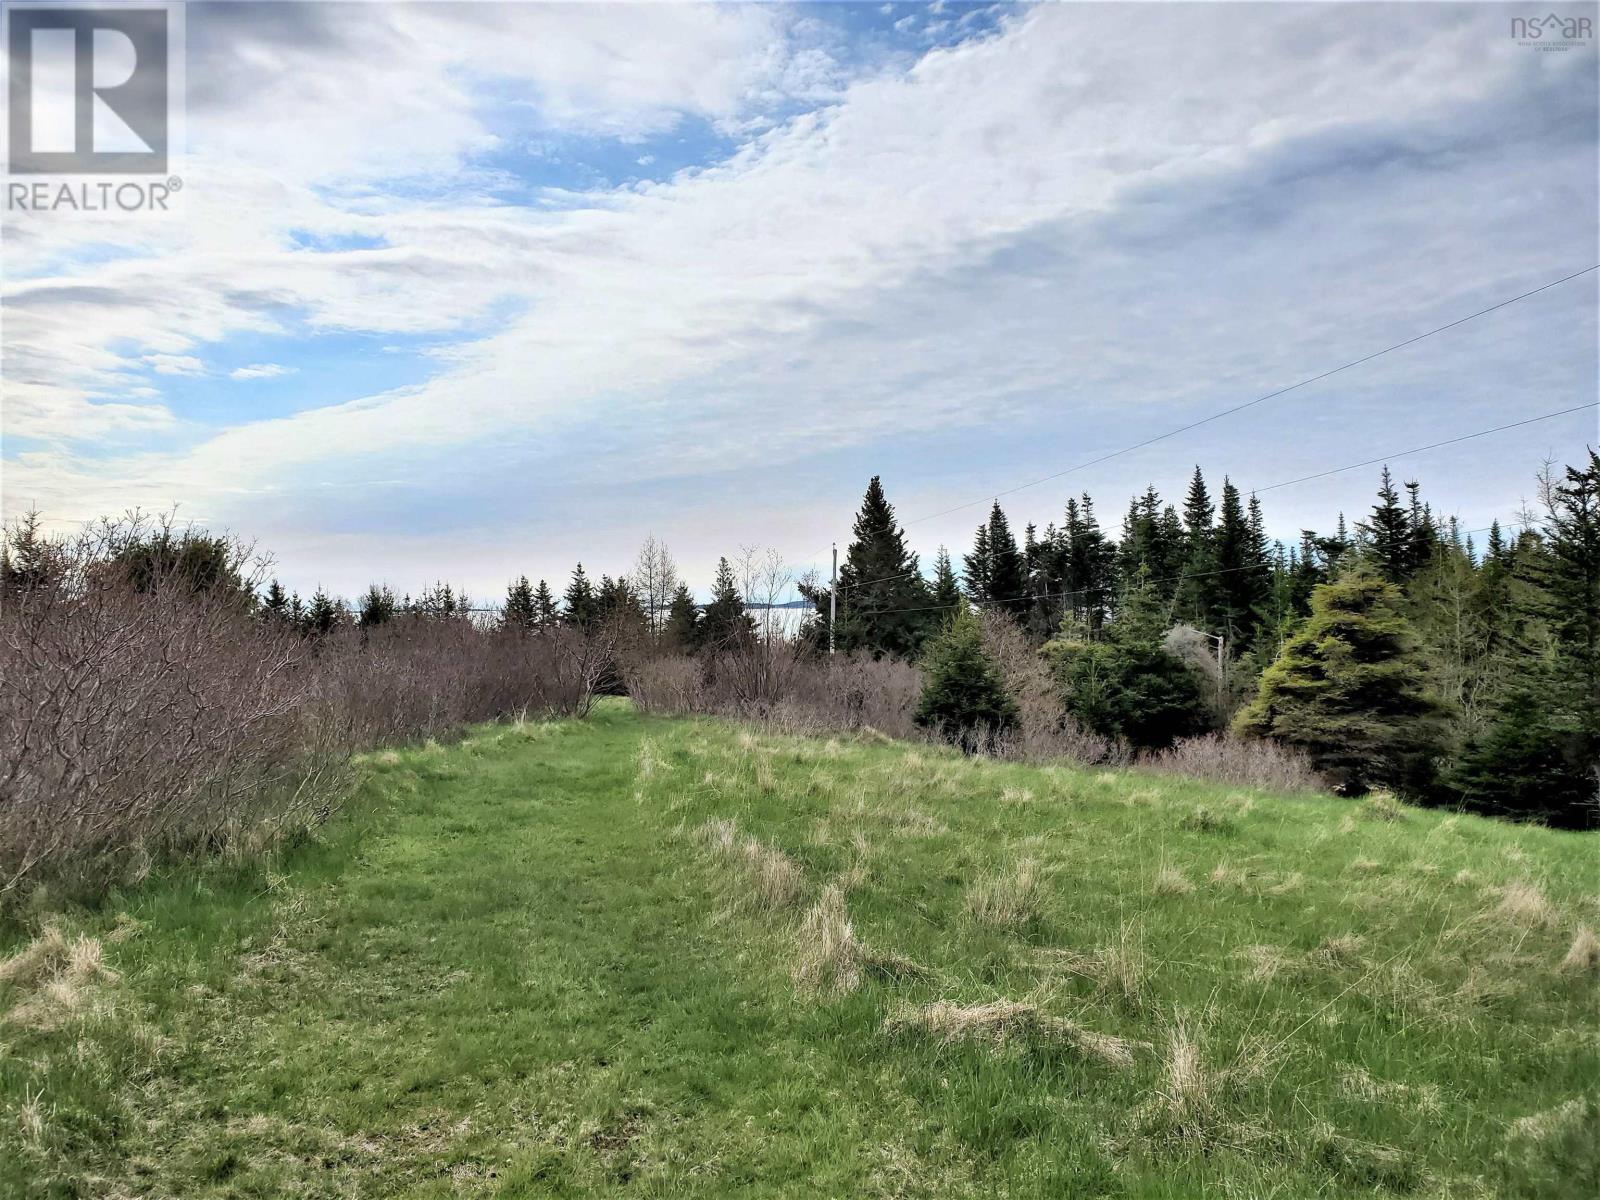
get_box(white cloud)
[142,353,206,376]
[2,3,1594,594]
[229,363,296,381]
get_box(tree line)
[8,451,1594,828]
[806,455,1599,828]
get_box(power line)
[801,262,1597,571]
[837,398,1590,619]
[845,514,1527,621]
[834,401,1596,597]
[1252,403,1597,493]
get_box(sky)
[2,0,1597,603]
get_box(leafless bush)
[0,516,606,903]
[979,610,1127,765]
[1142,732,1322,793]
[624,649,921,738]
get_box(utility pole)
[829,542,837,656]
[1205,632,1226,706]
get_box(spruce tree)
[930,546,963,616]
[1542,450,1600,770]
[963,521,992,603]
[1177,466,1216,626]
[262,579,290,621]
[533,579,559,628]
[597,574,647,632]
[359,583,398,628]
[1212,480,1269,649]
[1044,566,1211,749]
[698,557,755,651]
[833,476,933,658]
[1361,466,1413,584]
[662,583,700,650]
[1060,494,1115,633]
[303,588,343,638]
[502,576,537,632]
[0,511,55,598]
[914,606,1017,753]
[563,564,597,630]
[980,501,1028,619]
[1233,567,1447,794]
[1405,480,1439,574]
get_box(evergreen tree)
[698,557,755,651]
[980,501,1028,619]
[533,579,559,628]
[833,476,933,658]
[914,606,1018,753]
[1541,450,1600,776]
[1452,688,1596,829]
[930,546,963,615]
[963,521,992,603]
[1405,480,1439,574]
[1361,466,1413,584]
[1118,486,1173,587]
[411,582,461,618]
[597,573,647,632]
[1,511,57,599]
[662,582,700,651]
[1211,480,1272,649]
[261,579,291,622]
[502,576,537,632]
[1044,567,1211,749]
[359,583,398,628]
[562,564,598,630]
[111,527,245,599]
[1176,466,1216,625]
[1233,567,1447,795]
[1059,495,1115,633]
[302,588,343,638]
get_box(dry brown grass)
[1152,864,1195,896]
[1239,944,1290,983]
[0,924,120,1031]
[1494,880,1558,928]
[885,999,1145,1068]
[965,858,1042,928]
[792,884,862,996]
[1558,925,1600,974]
[694,818,805,911]
[753,754,776,793]
[1507,1096,1592,1144]
[1338,1065,1443,1114]
[1357,790,1407,822]
[633,737,669,781]
[1268,871,1305,895]
[792,884,924,996]
[0,921,69,989]
[1307,934,1365,971]
[1131,1025,1226,1152]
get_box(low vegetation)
[3,704,1594,1197]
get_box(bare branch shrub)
[0,516,606,904]
[1143,733,1322,793]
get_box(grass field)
[2,702,1596,1198]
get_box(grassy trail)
[2,704,1596,1198]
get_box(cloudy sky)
[3,1,1596,601]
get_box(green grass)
[2,702,1596,1198]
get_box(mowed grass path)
[2,702,1596,1198]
